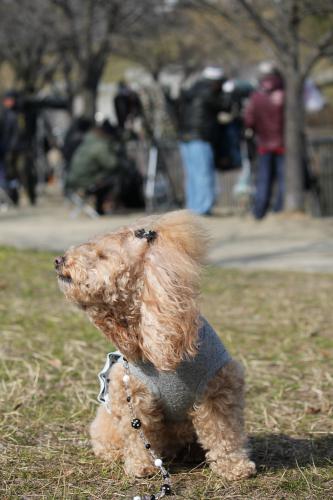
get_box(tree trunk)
[77,87,97,120]
[74,59,106,120]
[284,69,305,212]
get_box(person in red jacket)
[244,63,285,219]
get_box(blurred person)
[18,91,67,204]
[17,88,41,205]
[214,79,254,172]
[0,90,21,204]
[1,90,67,205]
[113,80,143,139]
[62,116,93,175]
[66,119,144,214]
[244,62,285,219]
[303,79,325,113]
[177,66,229,215]
[66,120,120,214]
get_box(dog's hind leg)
[190,360,256,480]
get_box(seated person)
[66,120,121,215]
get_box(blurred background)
[0,0,333,218]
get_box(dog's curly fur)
[56,210,256,480]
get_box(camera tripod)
[141,113,181,213]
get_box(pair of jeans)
[179,140,215,215]
[253,152,284,219]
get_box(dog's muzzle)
[54,256,72,284]
[54,255,65,271]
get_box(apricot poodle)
[55,210,256,481]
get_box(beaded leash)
[122,357,172,500]
[129,228,170,498]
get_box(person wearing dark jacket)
[113,81,142,139]
[178,67,227,215]
[244,63,285,219]
[0,91,21,203]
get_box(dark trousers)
[253,152,284,219]
[91,173,121,215]
[95,186,111,215]
[0,158,5,188]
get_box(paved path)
[1,189,333,273]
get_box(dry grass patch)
[0,247,332,499]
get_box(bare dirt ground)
[1,186,333,273]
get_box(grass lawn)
[0,247,332,499]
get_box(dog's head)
[55,210,208,370]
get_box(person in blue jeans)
[244,63,285,219]
[179,140,216,215]
[177,67,228,215]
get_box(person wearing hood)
[244,62,285,219]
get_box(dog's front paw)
[124,458,156,478]
[211,457,256,481]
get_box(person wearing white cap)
[202,66,225,81]
[177,66,227,215]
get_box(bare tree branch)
[235,0,289,53]
[303,28,333,78]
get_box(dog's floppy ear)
[139,211,208,371]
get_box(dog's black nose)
[54,256,65,270]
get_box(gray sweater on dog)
[128,317,231,421]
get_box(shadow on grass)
[250,433,333,471]
[169,434,333,473]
